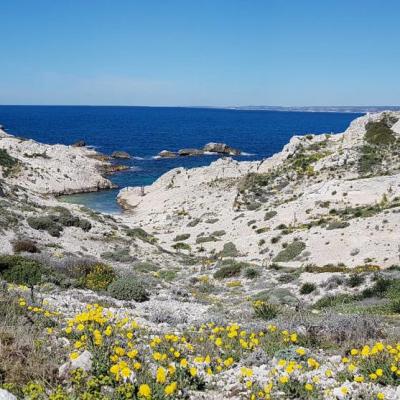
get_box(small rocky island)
[1,112,400,399]
[157,142,241,158]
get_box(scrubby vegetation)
[27,208,91,237]
[273,240,306,262]
[0,148,18,176]
[107,275,149,302]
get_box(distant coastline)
[219,105,400,113]
[1,104,399,113]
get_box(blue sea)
[0,106,362,213]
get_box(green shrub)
[364,120,395,146]
[314,293,355,309]
[107,276,149,302]
[126,227,157,244]
[252,300,280,321]
[212,230,226,237]
[27,211,92,237]
[27,216,62,237]
[244,268,260,279]
[305,263,348,273]
[326,221,350,230]
[213,259,243,279]
[172,242,191,252]
[195,236,217,244]
[101,248,134,263]
[0,255,44,288]
[346,274,365,288]
[133,261,159,273]
[187,218,200,227]
[299,282,316,294]
[361,278,393,298]
[264,210,277,221]
[218,242,238,257]
[173,233,190,242]
[78,263,116,291]
[273,241,306,262]
[0,149,17,176]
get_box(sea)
[0,106,363,214]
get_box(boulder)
[111,151,131,159]
[203,142,241,156]
[72,140,86,147]
[178,148,204,157]
[0,183,5,197]
[158,150,177,158]
[58,350,93,379]
[0,389,17,400]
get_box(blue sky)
[0,0,399,106]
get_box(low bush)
[27,210,92,237]
[0,149,17,176]
[346,274,365,288]
[12,239,39,253]
[252,300,280,321]
[27,216,62,237]
[244,268,260,279]
[173,233,190,242]
[213,259,244,279]
[273,240,305,262]
[101,248,135,263]
[299,282,316,295]
[364,120,395,146]
[126,227,157,244]
[108,276,149,302]
[218,242,238,257]
[196,236,217,244]
[313,293,355,309]
[0,255,44,289]
[326,221,350,230]
[264,210,277,221]
[172,242,191,252]
[77,263,116,291]
[133,261,159,273]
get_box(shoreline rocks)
[203,142,241,156]
[178,148,204,157]
[157,143,242,158]
[111,150,131,159]
[158,150,177,158]
[72,140,86,147]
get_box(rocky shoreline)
[1,112,400,399]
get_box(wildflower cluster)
[9,298,400,399]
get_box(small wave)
[241,152,255,156]
[132,156,145,160]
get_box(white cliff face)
[0,128,113,194]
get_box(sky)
[0,0,399,107]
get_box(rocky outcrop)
[203,142,241,155]
[72,140,86,147]
[178,148,204,156]
[0,127,114,195]
[158,150,177,158]
[111,151,131,159]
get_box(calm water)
[0,106,362,213]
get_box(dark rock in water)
[158,150,177,158]
[203,142,241,156]
[178,148,204,157]
[111,151,131,159]
[72,140,86,147]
